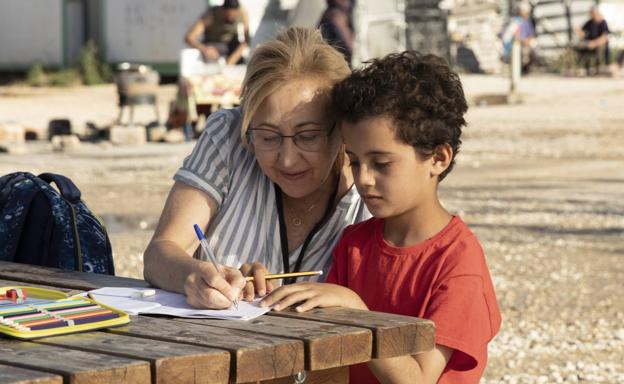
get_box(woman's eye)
[375,162,391,170]
[348,160,359,167]
[298,133,321,142]
[256,133,279,142]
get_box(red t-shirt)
[326,216,501,384]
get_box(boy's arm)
[368,345,453,384]
[259,282,367,311]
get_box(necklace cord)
[275,178,340,285]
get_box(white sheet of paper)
[83,287,270,320]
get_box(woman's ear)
[430,144,453,178]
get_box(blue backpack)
[0,172,114,274]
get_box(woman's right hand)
[240,262,276,301]
[184,262,246,309]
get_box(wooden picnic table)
[0,260,435,384]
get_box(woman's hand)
[239,262,275,301]
[184,262,245,309]
[260,282,368,312]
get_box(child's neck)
[383,199,452,248]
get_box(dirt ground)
[1,74,623,383]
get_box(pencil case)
[0,286,129,340]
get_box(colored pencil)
[13,314,52,323]
[29,320,69,331]
[20,316,61,328]
[73,312,120,325]
[63,309,113,320]
[0,308,39,318]
[244,270,324,282]
[49,305,99,315]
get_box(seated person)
[575,6,610,74]
[185,0,250,65]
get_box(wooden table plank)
[268,308,435,359]
[177,315,372,371]
[0,364,62,384]
[36,332,230,384]
[0,261,149,291]
[107,315,304,383]
[0,339,150,384]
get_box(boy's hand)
[260,283,368,312]
[239,262,275,301]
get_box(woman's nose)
[277,138,300,167]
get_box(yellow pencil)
[244,270,323,282]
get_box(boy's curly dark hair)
[331,51,467,181]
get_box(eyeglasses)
[247,121,336,152]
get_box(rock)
[51,134,81,152]
[164,129,185,143]
[146,124,167,142]
[0,143,27,154]
[109,125,146,146]
[98,140,113,150]
[0,121,25,144]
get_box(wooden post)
[564,0,573,43]
[510,38,522,95]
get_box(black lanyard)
[275,180,339,285]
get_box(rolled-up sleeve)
[174,109,240,206]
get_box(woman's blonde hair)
[240,27,351,139]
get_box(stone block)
[0,143,27,154]
[0,122,25,144]
[164,129,185,143]
[146,125,167,142]
[109,125,147,146]
[51,134,81,152]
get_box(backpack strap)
[38,173,81,204]
[0,173,42,261]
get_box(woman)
[144,28,369,309]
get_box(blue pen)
[193,224,239,310]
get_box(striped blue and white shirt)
[174,108,370,281]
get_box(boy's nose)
[356,166,375,187]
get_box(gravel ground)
[1,74,623,382]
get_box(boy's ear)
[430,144,453,177]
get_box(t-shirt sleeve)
[173,109,241,206]
[600,20,610,34]
[425,275,497,371]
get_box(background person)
[500,3,537,73]
[318,0,354,65]
[144,28,369,309]
[185,0,250,65]
[575,6,610,74]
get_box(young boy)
[260,51,501,383]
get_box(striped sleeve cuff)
[174,168,224,206]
